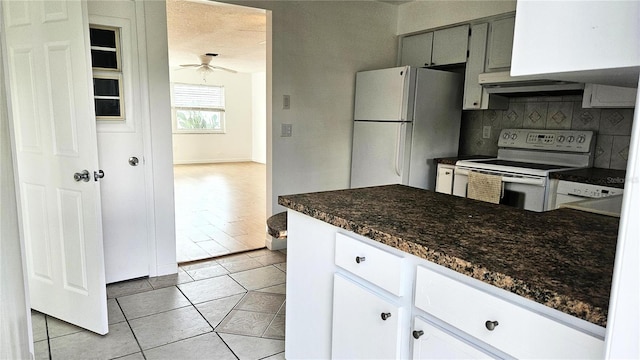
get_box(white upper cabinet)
[401,32,434,68]
[485,16,515,72]
[511,0,640,87]
[431,25,469,67]
[400,25,469,68]
[583,84,637,108]
[463,22,508,110]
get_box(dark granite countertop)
[551,168,626,189]
[279,185,619,327]
[435,155,493,165]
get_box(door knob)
[380,312,391,321]
[128,157,139,166]
[355,256,366,264]
[94,170,105,181]
[412,330,424,339]
[73,170,90,182]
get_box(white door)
[88,1,149,284]
[2,1,108,334]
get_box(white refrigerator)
[350,66,463,190]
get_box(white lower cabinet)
[436,164,455,194]
[332,274,403,359]
[412,317,492,359]
[285,210,605,360]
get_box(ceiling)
[165,0,267,74]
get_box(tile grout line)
[116,297,148,360]
[44,314,52,360]
[174,282,241,360]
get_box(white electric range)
[453,129,596,212]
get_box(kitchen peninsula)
[280,184,619,359]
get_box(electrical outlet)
[482,126,491,139]
[283,95,290,110]
[281,124,292,137]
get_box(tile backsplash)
[459,95,635,170]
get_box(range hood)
[479,71,585,95]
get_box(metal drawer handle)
[485,320,499,331]
[412,330,424,339]
[381,312,391,321]
[355,256,366,264]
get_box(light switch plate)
[281,124,292,137]
[482,126,491,139]
[283,95,290,110]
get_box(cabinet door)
[582,84,637,108]
[412,317,492,359]
[485,16,515,71]
[401,32,433,68]
[332,274,403,359]
[463,23,488,110]
[436,164,455,194]
[432,25,469,66]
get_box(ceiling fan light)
[196,66,214,74]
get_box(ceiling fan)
[179,53,237,74]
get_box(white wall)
[170,70,255,164]
[0,36,31,359]
[397,0,516,35]
[252,71,267,164]
[225,0,400,215]
[140,1,176,276]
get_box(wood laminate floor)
[173,162,267,263]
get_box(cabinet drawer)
[412,317,492,359]
[335,233,404,296]
[415,266,604,359]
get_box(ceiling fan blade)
[211,65,238,74]
[180,64,201,67]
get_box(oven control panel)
[498,129,594,152]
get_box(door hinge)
[468,27,472,36]
[467,50,470,58]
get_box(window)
[89,26,124,120]
[172,83,226,133]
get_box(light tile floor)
[174,162,267,263]
[32,249,287,360]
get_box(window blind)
[172,83,225,109]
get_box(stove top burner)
[471,159,571,171]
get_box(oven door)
[453,167,548,212]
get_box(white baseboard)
[173,158,253,165]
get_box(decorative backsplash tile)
[545,102,574,130]
[611,136,631,170]
[459,97,635,170]
[571,103,601,131]
[523,102,548,129]
[599,109,634,135]
[593,135,613,169]
[501,103,524,129]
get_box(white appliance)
[350,66,463,190]
[554,180,623,210]
[453,129,596,212]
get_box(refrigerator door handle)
[395,123,406,177]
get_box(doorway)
[165,0,268,263]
